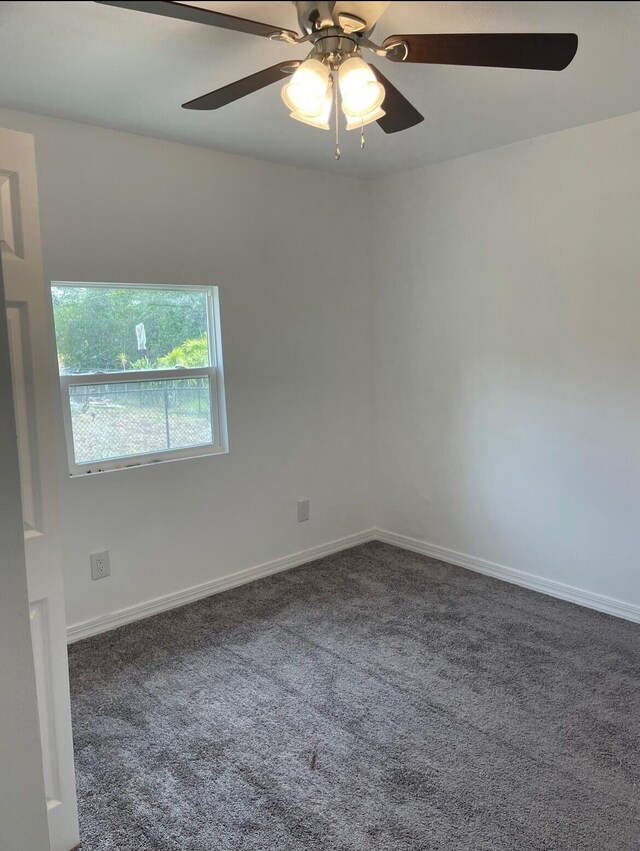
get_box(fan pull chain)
[361,118,365,150]
[334,71,341,160]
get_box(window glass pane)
[68,377,213,465]
[52,285,210,375]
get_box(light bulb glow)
[339,57,385,118]
[290,87,333,130]
[281,59,331,118]
[345,105,386,130]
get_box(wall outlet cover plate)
[90,550,110,580]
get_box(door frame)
[1,124,80,851]
[0,258,52,851]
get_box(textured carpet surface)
[68,542,640,850]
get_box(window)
[51,283,227,475]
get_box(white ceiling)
[1,1,640,177]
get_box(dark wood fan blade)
[383,33,578,71]
[96,1,298,42]
[182,61,301,110]
[370,66,424,134]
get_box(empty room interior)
[1,2,639,850]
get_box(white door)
[1,126,80,851]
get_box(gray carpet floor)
[68,541,640,851]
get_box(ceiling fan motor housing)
[296,1,337,35]
[294,1,375,37]
[311,31,359,65]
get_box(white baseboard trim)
[375,529,640,624]
[67,529,377,643]
[67,526,640,642]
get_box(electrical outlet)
[297,499,310,523]
[90,550,110,581]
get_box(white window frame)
[53,282,228,476]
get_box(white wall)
[0,108,374,631]
[2,105,639,632]
[371,111,640,610]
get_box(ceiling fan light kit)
[288,88,333,130]
[339,56,385,117]
[96,1,579,159]
[344,104,385,131]
[281,57,331,119]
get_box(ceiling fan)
[96,1,578,156]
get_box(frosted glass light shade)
[282,59,331,118]
[345,105,386,130]
[290,88,333,130]
[339,56,385,118]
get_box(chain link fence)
[69,378,213,464]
